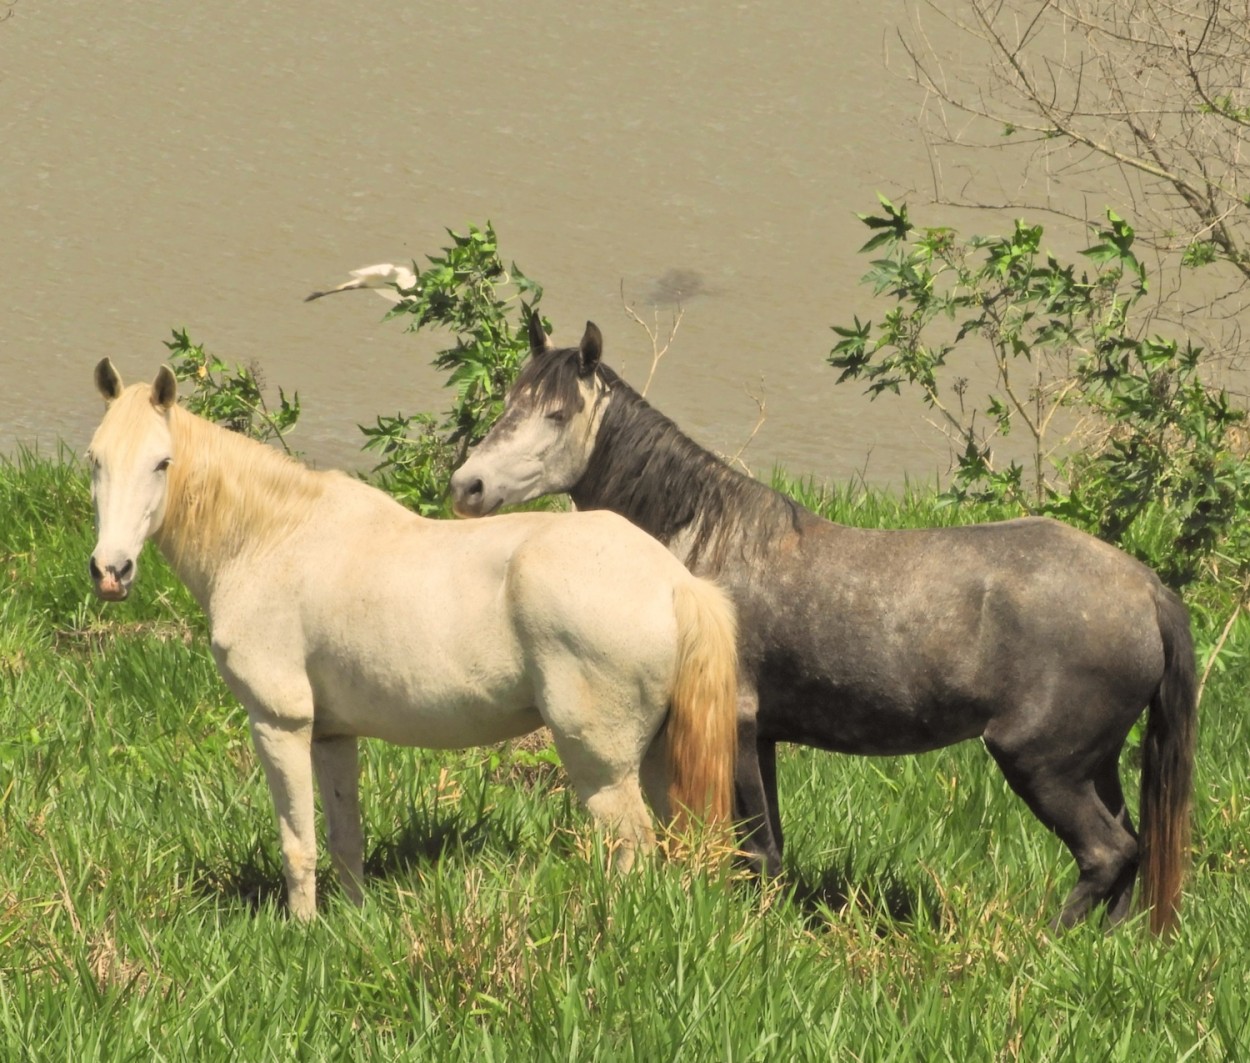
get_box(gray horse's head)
[451,316,609,517]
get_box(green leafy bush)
[161,225,539,518]
[359,224,542,514]
[164,328,301,453]
[830,198,1250,593]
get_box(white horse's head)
[451,317,608,517]
[87,359,178,600]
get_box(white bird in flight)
[304,263,417,304]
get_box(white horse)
[87,360,738,919]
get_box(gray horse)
[450,317,1197,934]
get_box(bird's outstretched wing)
[305,263,417,304]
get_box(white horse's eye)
[155,457,172,473]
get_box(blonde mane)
[91,384,330,575]
[158,400,329,569]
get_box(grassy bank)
[3,451,1249,1059]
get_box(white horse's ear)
[577,322,603,376]
[95,358,123,402]
[152,365,178,411]
[528,311,553,355]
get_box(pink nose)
[97,576,127,600]
[89,555,132,601]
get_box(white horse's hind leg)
[542,686,659,868]
[639,732,671,823]
[578,775,656,872]
[313,735,364,905]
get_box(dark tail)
[1139,585,1197,935]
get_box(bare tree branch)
[619,280,685,398]
[728,380,767,474]
[900,0,1250,269]
[891,0,1250,423]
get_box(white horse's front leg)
[249,716,318,920]
[313,735,364,905]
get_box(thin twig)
[1198,582,1249,706]
[619,281,684,396]
[48,841,83,938]
[729,380,767,473]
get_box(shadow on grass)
[364,803,512,879]
[189,851,287,915]
[188,804,525,916]
[774,858,944,936]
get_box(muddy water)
[2,0,1024,487]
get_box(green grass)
[3,453,1250,1059]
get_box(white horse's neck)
[154,407,325,606]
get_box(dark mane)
[508,343,593,413]
[518,346,804,574]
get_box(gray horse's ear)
[577,322,602,376]
[151,365,178,411]
[95,358,123,402]
[528,311,553,355]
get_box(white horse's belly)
[306,650,542,749]
[319,698,544,748]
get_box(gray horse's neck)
[570,380,799,575]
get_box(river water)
[2,0,1069,487]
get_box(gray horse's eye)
[545,408,571,424]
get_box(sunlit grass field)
[3,451,1249,1059]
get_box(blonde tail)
[666,577,739,829]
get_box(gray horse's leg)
[1093,754,1139,924]
[758,738,784,859]
[984,727,1138,929]
[735,689,783,876]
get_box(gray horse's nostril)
[465,478,484,499]
[89,556,102,580]
[116,559,134,580]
